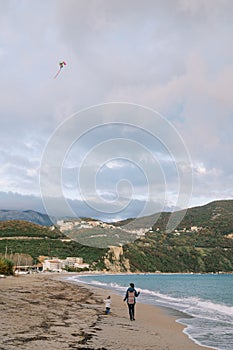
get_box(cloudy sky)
[0,0,233,222]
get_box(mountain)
[0,210,53,226]
[48,199,233,273]
[176,200,233,233]
[65,222,140,248]
[148,199,233,234]
[0,220,107,268]
[2,199,233,232]
[0,220,63,239]
[117,200,233,273]
[0,200,233,273]
[115,199,233,234]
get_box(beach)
[0,273,212,350]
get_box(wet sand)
[0,273,211,349]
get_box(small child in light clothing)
[104,295,111,315]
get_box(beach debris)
[78,330,93,344]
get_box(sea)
[67,273,233,350]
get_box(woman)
[123,283,140,321]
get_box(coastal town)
[56,218,149,237]
[14,255,90,275]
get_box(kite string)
[53,68,61,79]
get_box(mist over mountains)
[0,198,233,234]
[0,191,176,223]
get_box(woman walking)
[123,283,140,321]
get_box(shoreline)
[0,273,213,350]
[64,274,214,350]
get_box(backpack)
[127,291,135,304]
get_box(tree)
[0,257,14,275]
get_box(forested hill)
[0,200,233,273]
[119,200,233,273]
[0,220,107,268]
[151,199,233,234]
[115,199,233,234]
[0,220,63,238]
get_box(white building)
[42,257,89,272]
[42,259,63,272]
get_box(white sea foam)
[137,287,233,325]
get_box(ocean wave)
[127,286,233,324]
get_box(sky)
[0,0,233,223]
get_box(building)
[42,256,89,272]
[65,257,83,266]
[42,259,63,272]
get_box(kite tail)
[53,68,61,79]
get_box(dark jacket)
[124,287,140,304]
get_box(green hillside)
[115,200,233,235]
[0,220,63,238]
[151,200,233,234]
[67,226,138,248]
[122,229,233,273]
[0,200,233,273]
[120,200,233,273]
[0,221,107,268]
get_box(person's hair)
[107,295,111,299]
[130,283,134,288]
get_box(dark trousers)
[127,303,135,320]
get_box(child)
[103,295,111,315]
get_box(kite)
[54,61,67,79]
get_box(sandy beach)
[0,273,212,350]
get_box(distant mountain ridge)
[0,210,53,226]
[0,199,232,273]
[115,199,233,233]
[0,199,233,232]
